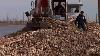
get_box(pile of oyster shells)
[0,18,100,56]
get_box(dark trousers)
[78,23,86,31]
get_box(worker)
[54,2,65,17]
[75,11,87,31]
[74,9,80,25]
[68,9,79,23]
[25,11,30,21]
[74,9,80,19]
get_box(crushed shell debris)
[0,18,100,56]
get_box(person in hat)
[75,11,87,31]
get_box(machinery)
[29,0,68,18]
[25,0,83,30]
[25,0,51,30]
[28,0,83,20]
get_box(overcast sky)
[0,0,98,21]
[0,0,33,20]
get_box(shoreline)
[0,22,26,26]
[0,24,25,37]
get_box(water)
[0,25,25,37]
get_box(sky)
[0,0,33,21]
[69,0,98,21]
[82,0,98,21]
[0,0,98,21]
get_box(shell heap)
[0,18,100,56]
